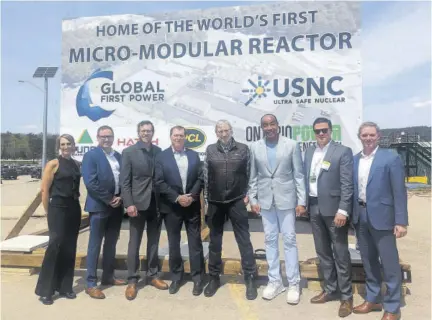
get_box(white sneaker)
[286,284,300,305]
[262,282,286,300]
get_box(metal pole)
[42,77,48,173]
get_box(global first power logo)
[76,70,115,122]
[76,69,165,122]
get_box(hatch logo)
[184,128,206,149]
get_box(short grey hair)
[358,121,381,137]
[215,119,232,132]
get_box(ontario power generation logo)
[241,75,346,106]
[76,69,165,122]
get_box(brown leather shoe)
[381,312,401,320]
[310,291,338,304]
[125,284,137,301]
[338,299,353,318]
[101,278,127,286]
[353,301,383,314]
[86,287,105,299]
[150,278,168,290]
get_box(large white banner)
[61,2,362,160]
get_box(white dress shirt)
[172,147,188,194]
[309,141,348,217]
[104,150,120,195]
[309,142,331,197]
[358,146,379,202]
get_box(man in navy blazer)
[352,122,408,320]
[82,125,126,299]
[155,125,205,296]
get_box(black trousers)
[127,207,162,283]
[309,197,353,300]
[164,209,205,282]
[207,198,256,278]
[35,197,82,297]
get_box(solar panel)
[33,67,58,78]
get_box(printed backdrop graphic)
[60,2,362,160]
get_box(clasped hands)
[110,196,122,208]
[177,194,194,207]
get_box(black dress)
[35,156,82,297]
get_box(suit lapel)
[318,141,336,177]
[367,148,382,186]
[305,146,315,181]
[353,153,360,185]
[185,149,194,189]
[272,138,285,174]
[261,140,272,174]
[168,148,184,190]
[97,147,114,182]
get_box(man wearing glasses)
[120,120,169,300]
[82,125,127,299]
[302,117,354,318]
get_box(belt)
[358,200,366,207]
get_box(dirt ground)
[1,176,431,320]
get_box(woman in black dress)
[35,134,82,305]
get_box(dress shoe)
[86,287,106,299]
[101,278,127,286]
[150,278,169,290]
[59,291,77,299]
[125,284,137,301]
[204,277,221,297]
[353,301,383,314]
[310,291,339,304]
[192,280,204,296]
[381,311,401,320]
[39,296,53,305]
[245,276,258,300]
[169,281,182,294]
[338,299,353,318]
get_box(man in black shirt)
[203,119,257,300]
[120,120,168,300]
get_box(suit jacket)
[248,136,306,211]
[304,141,353,217]
[120,141,161,211]
[155,147,203,214]
[82,146,121,212]
[352,148,408,230]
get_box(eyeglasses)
[98,135,114,140]
[314,128,329,134]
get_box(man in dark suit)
[303,118,354,318]
[120,120,168,300]
[155,125,205,296]
[352,122,408,320]
[82,125,127,299]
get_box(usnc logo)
[76,69,115,122]
[241,76,271,106]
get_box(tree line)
[1,132,59,161]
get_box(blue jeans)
[260,206,300,286]
[86,208,123,288]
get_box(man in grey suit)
[120,120,169,300]
[303,117,353,318]
[249,114,306,305]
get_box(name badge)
[321,161,331,171]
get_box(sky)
[1,0,431,134]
